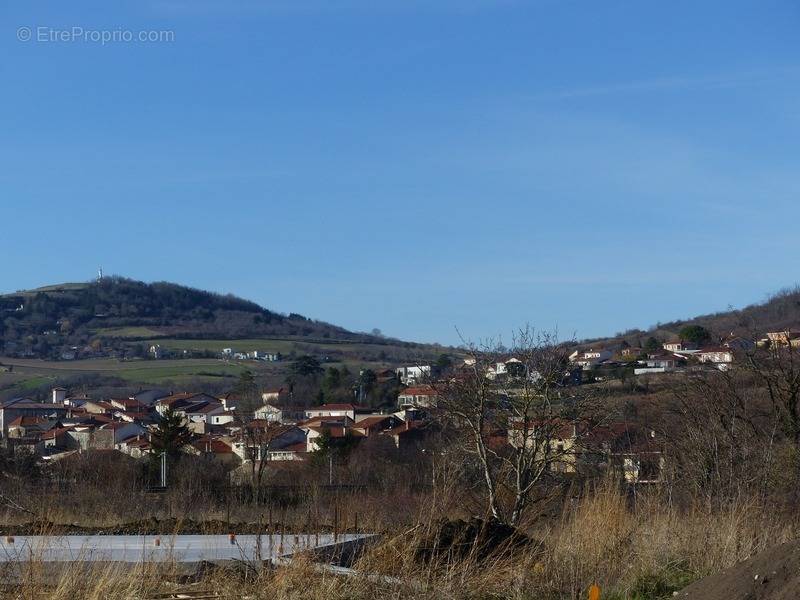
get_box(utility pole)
[160,452,167,488]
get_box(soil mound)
[4,518,283,535]
[415,517,534,563]
[677,539,800,599]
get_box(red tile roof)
[282,442,307,453]
[193,437,234,454]
[157,392,211,406]
[384,420,426,436]
[308,425,348,437]
[99,422,131,431]
[698,346,732,353]
[400,385,437,396]
[308,403,357,411]
[299,416,351,428]
[41,427,72,440]
[8,415,49,428]
[354,416,393,430]
[123,437,151,448]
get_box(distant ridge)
[0,276,385,359]
[5,282,91,296]
[579,286,800,349]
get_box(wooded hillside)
[0,277,372,359]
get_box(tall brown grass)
[0,483,796,600]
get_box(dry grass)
[0,485,797,599]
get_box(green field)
[147,338,297,354]
[0,333,447,397]
[0,357,258,393]
[111,362,249,384]
[0,373,56,391]
[2,282,90,297]
[144,337,407,357]
[91,326,166,338]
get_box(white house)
[763,331,800,347]
[569,349,612,369]
[181,401,226,423]
[254,404,282,422]
[209,413,235,426]
[265,443,306,461]
[697,347,734,370]
[486,357,527,380]
[662,341,698,352]
[254,403,305,423]
[304,403,369,421]
[300,418,351,452]
[149,344,170,359]
[634,354,686,375]
[260,388,289,404]
[232,424,306,462]
[396,365,431,385]
[397,385,438,409]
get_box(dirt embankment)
[415,517,535,563]
[2,518,331,536]
[678,539,800,600]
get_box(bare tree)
[745,340,800,447]
[670,367,772,503]
[240,420,290,502]
[434,327,604,527]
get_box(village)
[2,327,797,494]
[567,329,800,375]
[5,1,800,595]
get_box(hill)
[0,277,404,360]
[581,286,800,350]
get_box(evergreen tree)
[323,367,342,390]
[645,337,661,353]
[150,407,192,460]
[289,355,324,378]
[234,369,257,397]
[679,325,712,346]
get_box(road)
[0,534,370,563]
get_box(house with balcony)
[397,385,438,409]
[697,346,734,370]
[634,353,686,375]
[396,365,432,385]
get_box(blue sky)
[2,1,800,345]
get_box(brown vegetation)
[5,338,800,598]
[0,484,797,599]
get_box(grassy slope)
[145,337,402,354]
[0,351,396,395]
[0,357,255,391]
[0,279,454,395]
[90,326,166,338]
[2,282,90,296]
